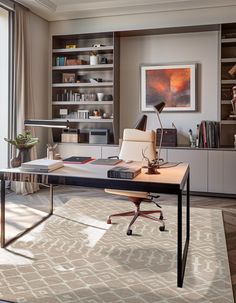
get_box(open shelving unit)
[51,32,120,144]
[220,24,236,147]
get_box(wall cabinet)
[57,144,102,159]
[167,149,208,192]
[223,151,236,194]
[207,150,224,193]
[52,32,120,144]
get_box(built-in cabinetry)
[167,149,208,192]
[166,148,236,195]
[51,32,120,144]
[220,24,236,147]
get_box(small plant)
[4,130,39,150]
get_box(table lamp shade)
[134,115,147,131]
[153,102,165,114]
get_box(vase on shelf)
[11,148,31,168]
[89,54,98,65]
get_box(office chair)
[105,128,165,235]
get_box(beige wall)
[29,12,49,157]
[120,31,219,145]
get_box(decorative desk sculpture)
[142,149,159,174]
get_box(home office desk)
[0,162,190,287]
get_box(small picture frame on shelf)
[62,73,76,83]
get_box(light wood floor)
[6,185,236,301]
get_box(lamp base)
[145,166,160,175]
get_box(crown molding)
[17,0,236,22]
[35,0,56,12]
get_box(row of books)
[198,121,220,148]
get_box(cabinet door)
[223,151,236,194]
[58,144,102,158]
[208,151,224,193]
[159,148,167,162]
[167,149,208,192]
[101,146,120,158]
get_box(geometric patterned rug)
[0,197,234,303]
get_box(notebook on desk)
[21,159,64,172]
[63,156,92,164]
[90,158,122,165]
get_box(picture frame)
[62,73,76,83]
[140,63,197,112]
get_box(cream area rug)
[0,197,234,303]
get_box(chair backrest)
[119,129,156,162]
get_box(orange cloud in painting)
[146,67,191,108]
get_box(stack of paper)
[21,159,63,172]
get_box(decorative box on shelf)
[61,129,80,143]
[157,128,177,147]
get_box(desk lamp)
[134,114,147,131]
[153,102,165,167]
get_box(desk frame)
[0,166,190,288]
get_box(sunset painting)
[141,64,196,112]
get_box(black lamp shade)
[134,115,147,131]
[153,102,165,113]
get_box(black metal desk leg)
[49,184,53,215]
[177,191,183,287]
[1,183,54,248]
[177,173,190,287]
[1,179,6,248]
[187,174,190,241]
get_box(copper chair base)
[107,197,165,235]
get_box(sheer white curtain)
[0,7,9,169]
[12,3,39,194]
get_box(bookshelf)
[220,24,236,147]
[51,32,120,144]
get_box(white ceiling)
[17,0,236,22]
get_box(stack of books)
[108,165,141,179]
[198,121,220,148]
[21,159,64,172]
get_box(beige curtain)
[12,4,39,195]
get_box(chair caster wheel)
[127,230,132,236]
[107,219,111,224]
[159,226,165,232]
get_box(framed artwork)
[62,73,76,83]
[140,63,197,112]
